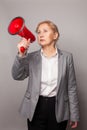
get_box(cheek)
[37,36,41,45]
[37,36,40,42]
[49,34,54,40]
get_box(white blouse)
[40,49,58,97]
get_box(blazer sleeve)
[11,54,29,80]
[68,54,80,121]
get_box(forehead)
[38,23,51,30]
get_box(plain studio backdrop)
[0,0,87,130]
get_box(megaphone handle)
[19,30,29,53]
[20,46,26,53]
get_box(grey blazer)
[12,49,80,122]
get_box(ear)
[54,32,58,40]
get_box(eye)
[37,31,41,34]
[43,29,48,32]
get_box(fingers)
[70,121,78,128]
[17,38,31,53]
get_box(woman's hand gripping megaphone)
[17,38,31,57]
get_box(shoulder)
[58,48,73,58]
[58,49,74,64]
[27,49,41,59]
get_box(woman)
[12,20,80,130]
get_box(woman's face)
[37,23,58,47]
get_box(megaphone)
[8,16,36,53]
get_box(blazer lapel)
[32,50,42,91]
[57,49,63,93]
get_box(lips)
[40,39,45,42]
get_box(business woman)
[12,20,80,130]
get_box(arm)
[68,54,80,128]
[12,38,30,80]
[12,54,29,80]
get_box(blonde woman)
[12,20,80,130]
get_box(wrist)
[18,51,27,58]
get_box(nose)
[39,32,44,38]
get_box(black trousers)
[27,96,68,130]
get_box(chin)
[39,43,46,46]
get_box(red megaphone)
[8,16,36,53]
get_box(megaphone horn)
[8,16,36,53]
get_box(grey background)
[0,0,87,130]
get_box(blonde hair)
[36,20,60,42]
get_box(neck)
[42,44,57,58]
